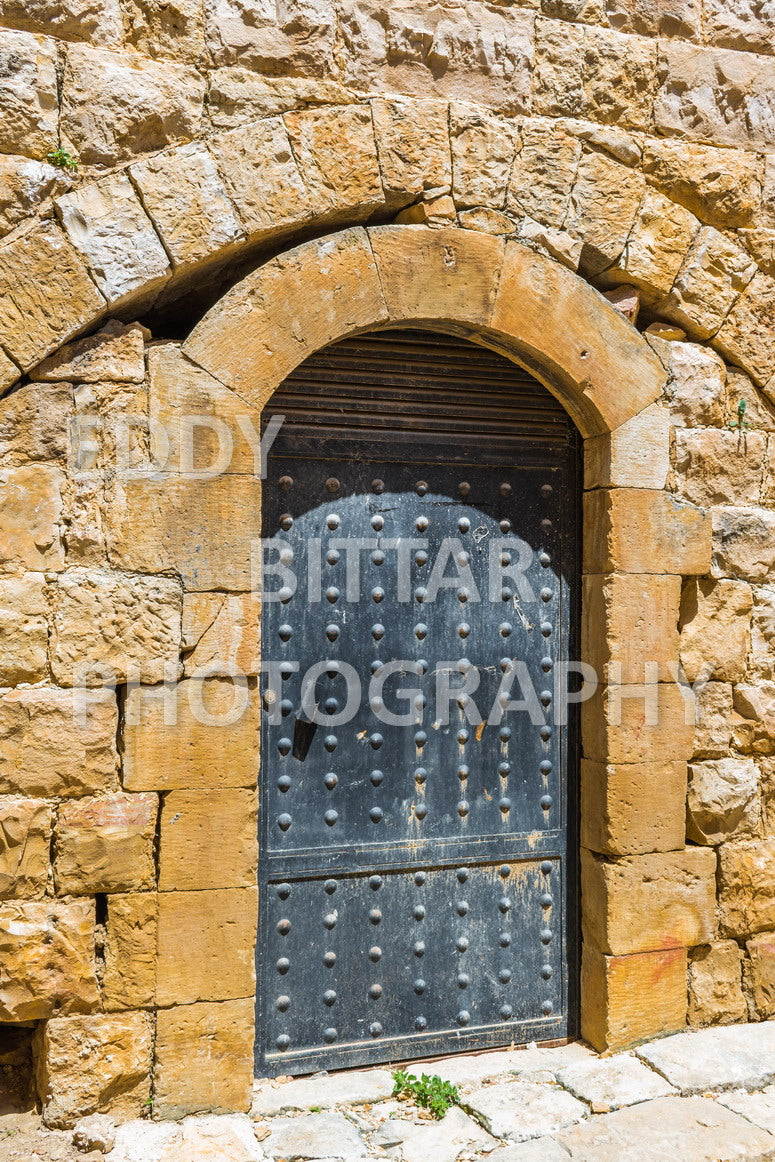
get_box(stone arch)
[168,222,714,1062]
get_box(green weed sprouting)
[46,147,79,172]
[392,1069,459,1119]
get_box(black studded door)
[256,329,581,1075]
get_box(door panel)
[256,329,580,1076]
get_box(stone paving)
[4,1021,775,1161]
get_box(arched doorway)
[256,328,581,1075]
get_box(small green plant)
[392,1069,459,1119]
[729,398,750,432]
[46,146,79,172]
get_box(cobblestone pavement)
[5,1021,775,1161]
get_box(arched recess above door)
[182,224,666,439]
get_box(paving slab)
[263,1112,367,1159]
[252,1070,395,1116]
[718,1086,775,1135]
[556,1095,775,1161]
[555,1052,676,1111]
[406,1044,593,1088]
[474,1139,572,1161]
[106,1116,265,1162]
[370,1106,494,1162]
[463,1079,587,1142]
[636,1021,775,1093]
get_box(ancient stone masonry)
[0,0,773,1131]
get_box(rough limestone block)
[687,758,759,845]
[719,838,775,937]
[715,271,775,388]
[491,241,665,439]
[585,403,671,490]
[658,341,727,429]
[370,225,504,330]
[583,488,711,575]
[30,321,146,384]
[704,0,774,54]
[372,97,451,204]
[0,797,51,898]
[156,887,257,1005]
[582,847,716,955]
[745,932,775,1018]
[675,429,765,508]
[712,506,775,583]
[284,105,384,222]
[688,940,747,1027]
[159,789,257,891]
[0,464,65,572]
[555,1052,676,1111]
[154,998,254,1119]
[263,1111,371,1158]
[182,593,261,677]
[0,899,98,1021]
[147,345,264,477]
[450,103,517,210]
[130,143,245,271]
[0,29,58,156]
[581,759,688,856]
[463,1077,586,1142]
[680,578,753,683]
[50,567,181,687]
[212,116,310,239]
[0,573,48,685]
[604,188,699,301]
[103,893,157,1012]
[54,792,157,895]
[582,573,681,684]
[0,379,70,466]
[0,686,118,798]
[203,0,336,73]
[581,944,687,1051]
[35,1012,152,1128]
[0,221,104,372]
[507,121,581,229]
[123,679,260,791]
[636,1021,775,1092]
[693,681,737,760]
[56,173,171,308]
[661,225,756,340]
[654,41,775,149]
[642,139,762,231]
[183,228,387,406]
[60,43,204,167]
[107,474,261,592]
[565,150,645,277]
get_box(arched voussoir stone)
[183,225,667,438]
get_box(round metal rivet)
[324,735,338,752]
[457,973,470,988]
[416,516,429,531]
[371,769,384,787]
[541,518,553,530]
[415,804,427,820]
[325,586,340,604]
[324,772,338,790]
[541,622,553,637]
[540,760,553,775]
[277,919,291,935]
[370,806,384,823]
[369,909,382,924]
[372,587,385,602]
[457,729,470,745]
[326,549,340,565]
[278,738,291,756]
[540,726,552,741]
[371,479,385,494]
[414,905,426,920]
[458,1010,470,1025]
[415,871,426,886]
[457,868,469,882]
[324,878,337,893]
[498,761,511,776]
[458,517,471,533]
[457,764,470,781]
[369,875,382,890]
[276,957,290,974]
[499,969,512,983]
[414,586,428,603]
[414,767,427,784]
[324,989,337,1005]
[326,514,340,530]
[458,622,471,638]
[278,623,292,641]
[324,697,339,714]
[500,1004,513,1020]
[280,663,295,679]
[324,913,337,929]
[499,797,512,813]
[457,800,469,817]
[541,657,553,672]
[501,588,512,602]
[279,476,293,491]
[459,481,471,496]
[499,865,511,878]
[541,483,553,497]
[499,519,511,533]
[324,1027,338,1042]
[415,1015,427,1030]
[414,623,428,640]
[457,901,469,916]
[541,893,553,907]
[540,588,553,602]
[326,477,340,493]
[540,928,553,944]
[372,624,385,640]
[372,549,385,565]
[499,482,512,497]
[499,897,512,912]
[277,814,292,832]
[416,550,429,566]
[369,1022,383,1037]
[415,731,427,747]
[499,622,512,637]
[323,809,338,826]
[414,941,425,956]
[414,978,426,994]
[276,1034,290,1050]
[325,624,340,641]
[277,883,291,900]
[541,964,553,980]
[369,946,382,961]
[500,933,511,947]
[541,795,553,810]
[541,861,553,874]
[276,995,290,1011]
[277,775,291,792]
[540,690,552,707]
[457,937,469,952]
[458,587,470,603]
[416,480,428,495]
[324,951,336,966]
[539,551,551,566]
[370,733,384,749]
[279,514,293,530]
[542,1000,554,1015]
[372,515,384,531]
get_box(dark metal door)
[256,329,580,1076]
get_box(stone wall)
[0,0,773,1129]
